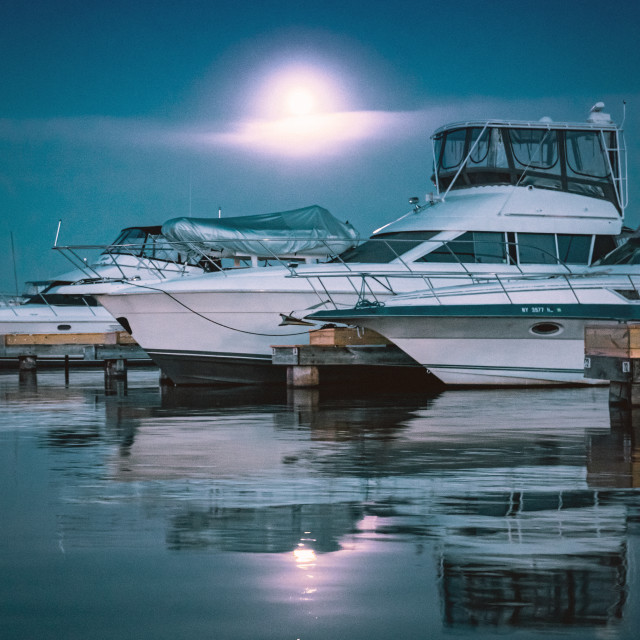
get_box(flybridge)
[431,104,627,216]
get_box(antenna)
[10,231,19,296]
[621,100,627,128]
[54,219,62,247]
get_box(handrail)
[37,292,58,316]
[600,128,628,216]
[440,123,489,201]
[289,261,640,310]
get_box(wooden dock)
[584,321,640,405]
[272,327,436,389]
[0,331,150,373]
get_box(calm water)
[1,368,640,639]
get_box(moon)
[286,87,316,116]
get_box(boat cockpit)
[104,225,202,267]
[432,116,625,212]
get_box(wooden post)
[104,358,128,380]
[286,365,320,388]
[104,359,128,396]
[18,355,37,388]
[159,370,175,386]
[18,354,37,371]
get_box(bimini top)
[431,103,626,215]
[161,205,359,259]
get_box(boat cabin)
[338,106,627,272]
[432,115,625,213]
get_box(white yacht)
[308,269,640,386]
[94,103,628,385]
[0,225,205,335]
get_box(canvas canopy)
[161,205,359,258]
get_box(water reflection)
[2,370,640,637]
[588,406,640,489]
[436,492,627,628]
[167,503,360,553]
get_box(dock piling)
[104,358,128,380]
[286,365,320,388]
[18,354,37,372]
[585,321,640,406]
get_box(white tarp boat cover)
[161,205,359,258]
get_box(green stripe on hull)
[312,303,640,321]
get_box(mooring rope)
[120,281,314,337]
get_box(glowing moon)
[286,88,316,116]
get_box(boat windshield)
[336,232,440,263]
[23,293,99,306]
[433,125,620,210]
[594,237,640,265]
[105,227,193,264]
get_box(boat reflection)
[167,503,361,554]
[587,405,640,488]
[435,492,626,628]
[29,379,640,633]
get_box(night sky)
[1,0,639,292]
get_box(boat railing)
[50,234,606,310]
[372,270,640,308]
[288,245,633,310]
[51,234,359,283]
[0,292,24,316]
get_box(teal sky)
[1,0,639,291]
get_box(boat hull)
[326,314,605,387]
[149,349,286,385]
[98,286,356,385]
[96,258,590,386]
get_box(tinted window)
[592,235,619,262]
[557,235,592,264]
[337,232,439,264]
[468,127,491,164]
[417,232,507,264]
[566,131,609,178]
[440,129,467,170]
[518,233,557,264]
[510,129,558,170]
[25,294,99,307]
[417,232,473,263]
[474,232,508,263]
[594,237,640,265]
[107,228,148,256]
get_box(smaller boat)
[1,207,358,338]
[308,269,640,387]
[0,225,205,336]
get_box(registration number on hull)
[521,307,562,314]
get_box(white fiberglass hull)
[309,277,640,387]
[95,264,610,386]
[97,279,364,385]
[98,262,540,385]
[352,316,597,386]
